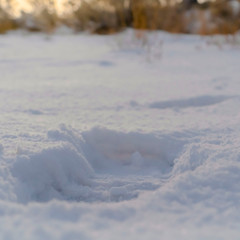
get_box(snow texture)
[1,29,240,239]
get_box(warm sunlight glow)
[1,0,75,15]
[1,0,217,16]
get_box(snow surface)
[1,29,240,239]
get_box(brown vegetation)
[0,7,17,33]
[0,0,240,35]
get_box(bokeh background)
[0,0,240,34]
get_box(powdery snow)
[1,29,240,239]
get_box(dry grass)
[0,0,240,35]
[185,0,240,35]
[64,0,240,35]
[208,0,240,34]
[131,0,185,33]
[18,8,59,33]
[68,0,120,34]
[18,0,59,32]
[0,7,18,33]
[64,0,187,34]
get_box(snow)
[1,29,240,239]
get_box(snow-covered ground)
[1,29,240,239]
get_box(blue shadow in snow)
[149,95,234,109]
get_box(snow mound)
[12,143,94,203]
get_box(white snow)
[1,29,240,239]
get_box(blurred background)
[0,0,240,34]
